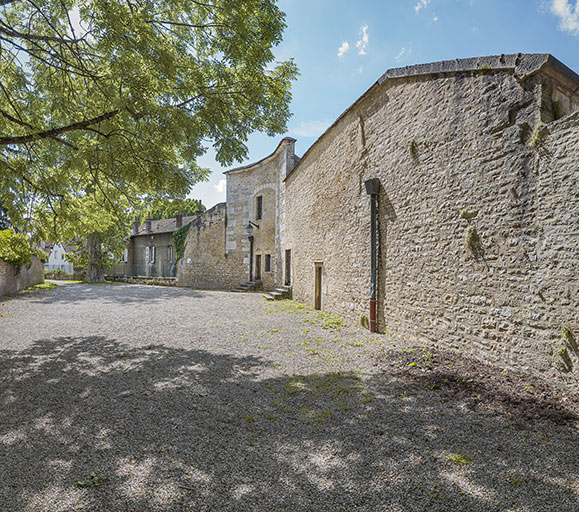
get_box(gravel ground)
[0,281,577,512]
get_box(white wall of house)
[45,243,74,273]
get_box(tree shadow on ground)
[379,347,579,426]
[0,336,577,511]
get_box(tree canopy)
[146,198,205,221]
[0,0,298,250]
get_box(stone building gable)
[178,137,298,290]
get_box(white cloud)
[395,47,412,61]
[550,0,579,35]
[337,41,350,58]
[356,25,369,55]
[432,15,439,22]
[289,120,332,138]
[214,179,226,195]
[414,0,431,13]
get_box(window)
[256,195,263,220]
[145,246,155,263]
[61,254,65,260]
[120,249,128,263]
[265,254,271,272]
[168,246,173,262]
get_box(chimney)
[132,216,140,235]
[145,213,152,233]
[176,214,183,228]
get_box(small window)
[145,247,150,263]
[61,254,65,260]
[168,246,173,262]
[265,254,271,272]
[256,195,263,220]
[150,246,156,263]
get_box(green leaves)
[74,470,107,488]
[0,0,297,247]
[0,229,47,267]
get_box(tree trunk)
[84,232,106,283]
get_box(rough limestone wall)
[0,256,44,296]
[534,111,579,385]
[285,69,578,387]
[177,203,245,290]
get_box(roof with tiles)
[133,216,197,237]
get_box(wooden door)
[314,263,322,310]
[285,249,291,285]
[255,254,261,281]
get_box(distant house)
[45,242,75,274]
[111,214,196,277]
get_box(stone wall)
[177,203,245,290]
[0,256,44,297]
[284,55,579,387]
[224,137,297,290]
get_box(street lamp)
[246,221,259,281]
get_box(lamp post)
[364,178,380,332]
[245,221,259,282]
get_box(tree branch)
[0,24,84,44]
[0,109,120,145]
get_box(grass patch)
[444,449,474,465]
[24,282,58,292]
[266,299,347,331]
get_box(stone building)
[112,214,195,277]
[177,138,299,289]
[179,53,579,386]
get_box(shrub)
[0,229,46,269]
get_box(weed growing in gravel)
[75,470,107,488]
[285,379,307,395]
[444,449,474,465]
[266,299,347,331]
[266,299,310,315]
[506,474,523,486]
[429,482,448,501]
[244,414,256,423]
[319,313,346,331]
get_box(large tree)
[147,198,205,221]
[0,0,298,280]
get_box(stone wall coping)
[283,53,579,184]
[223,137,296,175]
[188,201,226,229]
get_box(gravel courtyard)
[0,282,577,512]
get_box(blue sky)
[190,0,579,208]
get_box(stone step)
[263,293,275,300]
[233,280,263,293]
